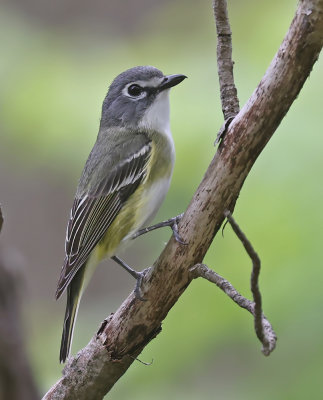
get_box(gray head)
[100,66,186,132]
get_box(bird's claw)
[171,213,188,245]
[134,271,147,301]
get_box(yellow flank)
[97,131,174,261]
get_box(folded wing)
[55,139,152,299]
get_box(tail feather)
[59,268,85,363]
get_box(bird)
[55,66,186,363]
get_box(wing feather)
[56,140,151,299]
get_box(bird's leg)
[132,213,187,245]
[111,256,147,301]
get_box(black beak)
[159,74,187,91]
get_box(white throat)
[139,89,171,136]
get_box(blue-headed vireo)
[55,66,186,363]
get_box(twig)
[224,212,263,341]
[225,210,276,355]
[213,0,239,117]
[189,263,276,356]
[213,0,240,143]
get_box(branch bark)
[213,0,240,120]
[44,1,323,398]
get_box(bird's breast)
[133,131,175,228]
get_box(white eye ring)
[123,83,147,100]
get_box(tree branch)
[44,1,323,398]
[223,211,265,347]
[225,210,276,355]
[189,263,276,356]
[213,0,240,120]
[213,0,240,144]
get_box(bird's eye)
[127,84,144,97]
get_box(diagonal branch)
[43,1,323,399]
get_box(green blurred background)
[0,0,322,398]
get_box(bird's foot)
[133,271,147,301]
[170,213,187,245]
[112,256,147,301]
[132,213,187,245]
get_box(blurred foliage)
[0,0,322,399]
